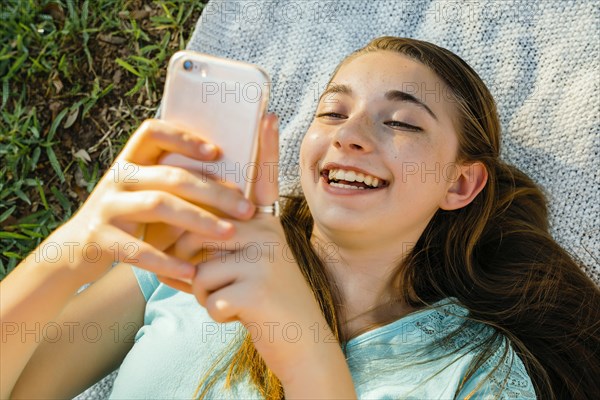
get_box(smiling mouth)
[321,168,389,190]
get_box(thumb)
[250,113,279,207]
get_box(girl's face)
[300,51,463,248]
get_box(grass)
[0,0,207,279]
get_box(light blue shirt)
[109,266,536,399]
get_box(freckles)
[389,138,441,185]
[390,137,420,162]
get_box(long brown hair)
[194,37,600,399]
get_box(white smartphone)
[158,50,270,198]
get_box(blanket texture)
[75,0,599,398]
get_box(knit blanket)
[74,0,599,397]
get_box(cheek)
[298,136,312,173]
[386,136,430,167]
[299,127,328,165]
[299,131,322,185]
[387,138,453,188]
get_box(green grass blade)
[0,206,16,223]
[1,79,8,109]
[116,58,141,77]
[0,232,29,240]
[5,51,29,81]
[46,147,65,183]
[50,186,71,215]
[47,107,69,142]
[35,179,49,210]
[14,189,31,205]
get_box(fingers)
[144,223,184,251]
[191,259,248,323]
[194,254,242,292]
[157,275,194,294]
[118,164,255,220]
[110,190,236,239]
[251,114,280,207]
[166,213,281,262]
[106,226,195,281]
[117,119,218,166]
[203,283,247,323]
[169,232,216,261]
[159,243,224,289]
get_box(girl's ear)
[439,162,488,211]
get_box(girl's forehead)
[335,52,437,82]
[327,52,458,124]
[330,53,449,103]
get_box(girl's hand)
[164,115,347,386]
[57,119,255,286]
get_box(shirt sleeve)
[130,265,160,301]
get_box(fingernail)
[217,220,233,234]
[200,143,216,156]
[272,117,279,130]
[237,200,251,214]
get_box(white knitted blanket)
[75,0,599,397]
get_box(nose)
[332,113,375,153]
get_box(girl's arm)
[2,256,145,399]
[281,340,357,399]
[1,118,256,398]
[0,226,93,398]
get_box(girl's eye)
[316,112,346,119]
[316,113,422,132]
[385,121,423,132]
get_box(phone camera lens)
[183,60,193,71]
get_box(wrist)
[280,332,357,399]
[23,224,104,288]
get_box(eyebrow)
[385,89,438,121]
[319,83,352,99]
[319,83,438,121]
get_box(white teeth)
[330,182,365,190]
[327,168,382,188]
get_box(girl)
[2,37,599,399]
